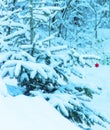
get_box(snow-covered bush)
[42,83,110,128]
[0,46,100,93]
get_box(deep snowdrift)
[0,95,81,130]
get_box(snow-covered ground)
[0,95,81,130]
[0,64,110,130]
[82,65,110,130]
[72,64,110,130]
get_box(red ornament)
[95,63,99,68]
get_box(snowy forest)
[0,0,110,130]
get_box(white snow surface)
[71,65,110,130]
[0,95,81,130]
[84,65,110,130]
[0,64,110,130]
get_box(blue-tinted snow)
[0,95,81,130]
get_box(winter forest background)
[0,0,110,130]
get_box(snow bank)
[69,64,110,130]
[0,95,81,130]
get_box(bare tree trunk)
[29,0,34,55]
[94,10,98,39]
[7,0,16,35]
[58,0,72,39]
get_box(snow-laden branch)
[3,29,26,40]
[0,21,28,29]
[38,6,66,11]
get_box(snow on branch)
[39,6,66,11]
[82,54,101,60]
[20,33,58,50]
[49,45,67,52]
[39,32,58,43]
[0,52,12,64]
[4,29,26,40]
[1,59,62,89]
[0,0,7,8]
[6,21,27,28]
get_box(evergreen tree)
[0,0,110,130]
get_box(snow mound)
[0,95,81,130]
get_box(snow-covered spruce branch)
[82,103,110,127]
[0,52,12,64]
[0,0,7,7]
[34,85,108,128]
[31,82,109,128]
[1,59,67,93]
[3,29,26,41]
[0,21,28,29]
[0,51,35,64]
[39,6,66,11]
[20,32,58,50]
[70,48,101,67]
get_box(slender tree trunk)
[29,0,34,55]
[58,0,72,38]
[7,0,16,35]
[94,11,98,39]
[49,16,51,47]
